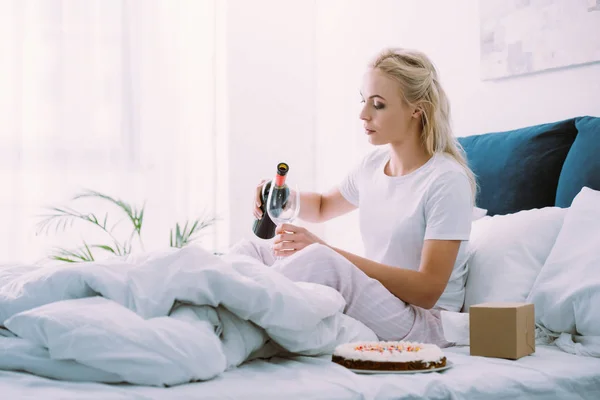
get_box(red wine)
[252,162,289,239]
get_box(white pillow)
[462,206,567,311]
[527,187,600,347]
[472,206,488,221]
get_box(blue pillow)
[458,119,578,216]
[555,116,600,207]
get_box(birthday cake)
[332,341,447,372]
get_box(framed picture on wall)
[479,0,600,80]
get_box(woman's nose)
[359,105,370,121]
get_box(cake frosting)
[332,341,446,371]
[334,341,444,363]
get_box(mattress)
[1,345,599,400]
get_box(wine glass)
[266,182,300,259]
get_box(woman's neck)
[385,141,432,177]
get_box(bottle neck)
[274,173,287,187]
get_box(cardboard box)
[469,302,535,360]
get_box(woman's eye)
[374,102,385,110]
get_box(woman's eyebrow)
[360,92,386,101]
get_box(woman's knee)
[297,243,341,262]
[276,243,351,281]
[227,239,274,265]
[228,239,255,255]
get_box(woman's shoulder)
[431,153,467,177]
[425,154,471,196]
[360,147,389,168]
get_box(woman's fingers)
[273,241,295,251]
[272,233,295,244]
[273,241,307,251]
[275,223,302,234]
[253,178,270,218]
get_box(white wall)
[222,0,600,251]
[223,0,321,249]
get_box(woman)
[237,47,476,347]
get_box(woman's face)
[359,68,419,146]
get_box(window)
[0,0,219,264]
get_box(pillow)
[527,187,600,348]
[458,118,578,216]
[462,206,567,312]
[555,116,600,207]
[472,207,488,221]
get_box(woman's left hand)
[272,223,327,257]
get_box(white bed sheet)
[1,345,599,400]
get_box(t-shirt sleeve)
[338,159,363,207]
[424,171,473,241]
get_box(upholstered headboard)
[457,116,600,216]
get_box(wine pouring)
[252,162,301,253]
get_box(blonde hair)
[369,47,478,202]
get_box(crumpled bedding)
[0,246,376,386]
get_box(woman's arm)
[297,188,357,223]
[254,182,356,224]
[273,222,460,309]
[330,240,461,309]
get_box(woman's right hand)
[253,178,270,220]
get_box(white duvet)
[0,246,376,386]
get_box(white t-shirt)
[338,147,473,312]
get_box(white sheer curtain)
[0,0,219,264]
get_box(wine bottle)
[252,162,290,239]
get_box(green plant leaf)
[36,205,131,257]
[50,256,79,263]
[91,244,117,255]
[74,189,144,238]
[170,214,218,248]
[48,244,96,263]
[39,188,218,264]
[35,206,85,235]
[36,207,106,235]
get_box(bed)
[1,116,599,399]
[1,345,599,399]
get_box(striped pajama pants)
[228,240,452,348]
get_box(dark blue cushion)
[458,118,578,216]
[555,116,600,207]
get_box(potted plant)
[36,189,218,263]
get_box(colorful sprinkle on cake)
[353,343,422,353]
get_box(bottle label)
[274,174,286,187]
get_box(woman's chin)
[367,135,385,146]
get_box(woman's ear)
[411,106,423,119]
